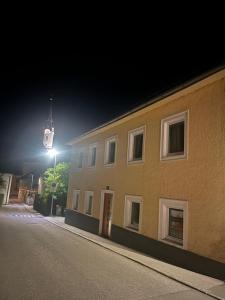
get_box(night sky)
[0,54,224,174]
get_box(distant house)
[9,175,20,202]
[0,173,13,205]
[17,160,47,203]
[65,67,225,279]
[0,160,47,205]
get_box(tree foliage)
[42,162,70,207]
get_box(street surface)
[0,205,216,299]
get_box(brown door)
[102,193,112,237]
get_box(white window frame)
[160,111,188,161]
[124,195,143,233]
[88,143,97,168]
[127,126,146,164]
[84,191,94,216]
[104,136,117,166]
[158,198,188,249]
[72,190,80,211]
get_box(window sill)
[125,225,140,233]
[165,236,183,246]
[159,237,184,249]
[85,212,93,217]
[160,154,187,161]
[127,159,144,165]
[87,166,96,169]
[104,163,116,168]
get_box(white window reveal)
[72,190,80,211]
[158,198,188,249]
[124,195,143,232]
[105,136,117,165]
[85,191,94,216]
[161,111,188,160]
[128,126,145,163]
[88,143,97,167]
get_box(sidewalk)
[27,206,225,300]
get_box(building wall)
[9,175,20,198]
[67,70,225,264]
[0,174,13,205]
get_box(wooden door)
[102,193,112,237]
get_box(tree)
[42,162,70,208]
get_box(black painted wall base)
[64,210,225,281]
[111,224,225,281]
[65,209,99,234]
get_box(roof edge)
[67,64,225,145]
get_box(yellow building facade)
[66,68,225,279]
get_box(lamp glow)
[47,148,58,216]
[47,148,58,157]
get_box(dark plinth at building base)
[111,224,225,281]
[64,210,225,281]
[65,209,99,234]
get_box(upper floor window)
[78,151,84,168]
[104,136,117,165]
[84,191,94,216]
[160,111,188,160]
[128,126,145,163]
[88,144,97,167]
[72,190,80,211]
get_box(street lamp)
[47,148,57,167]
[30,173,34,192]
[47,148,58,216]
[28,173,34,205]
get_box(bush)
[33,194,57,216]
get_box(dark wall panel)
[111,224,225,281]
[65,209,99,234]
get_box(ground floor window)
[159,198,188,248]
[84,191,94,215]
[124,195,142,232]
[168,208,183,240]
[72,190,80,211]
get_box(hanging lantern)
[43,98,55,149]
[43,127,54,149]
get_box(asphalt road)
[0,205,215,300]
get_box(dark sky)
[0,54,224,174]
